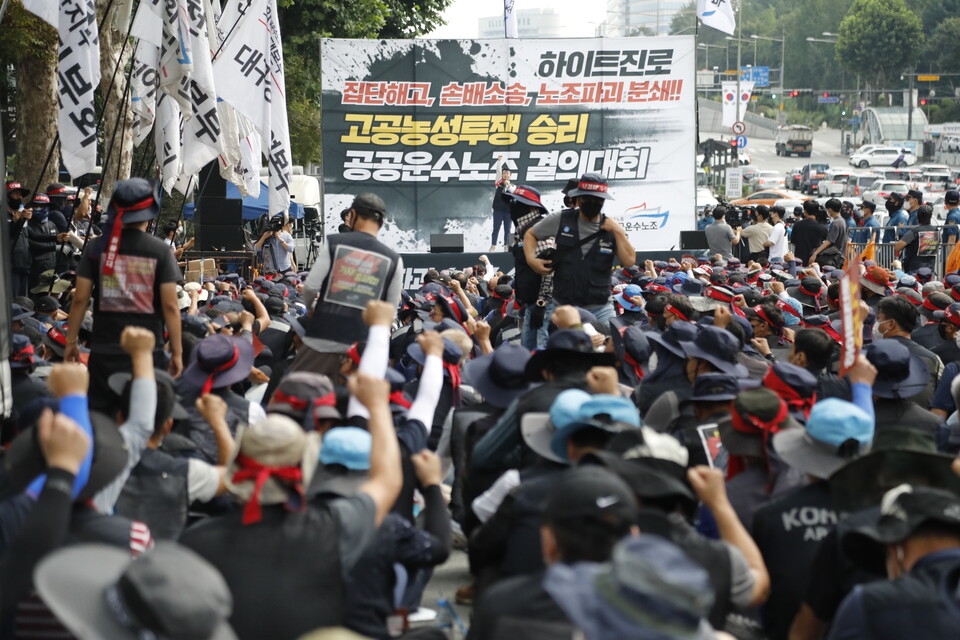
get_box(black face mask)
[508,200,529,221]
[939,322,950,341]
[7,196,21,210]
[885,200,901,213]
[580,198,604,219]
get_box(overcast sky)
[426,0,602,39]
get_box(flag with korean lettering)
[213,0,293,216]
[697,0,736,36]
[721,81,754,128]
[130,42,160,146]
[23,0,101,177]
[321,37,696,251]
[141,0,222,179]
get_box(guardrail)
[842,223,958,275]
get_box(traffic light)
[920,98,927,106]
[789,90,799,98]
[823,92,829,98]
[730,138,739,148]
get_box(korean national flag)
[697,0,736,36]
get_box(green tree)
[276,0,452,165]
[835,0,923,97]
[922,17,960,71]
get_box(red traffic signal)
[730,139,738,148]
[789,90,799,97]
[823,92,829,98]
[920,98,927,106]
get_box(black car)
[799,163,829,195]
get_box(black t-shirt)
[932,338,960,367]
[752,481,840,640]
[790,218,827,263]
[78,229,180,353]
[467,570,573,640]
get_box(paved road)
[705,126,850,177]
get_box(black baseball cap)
[351,193,386,215]
[946,190,959,205]
[543,466,638,526]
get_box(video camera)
[265,216,284,233]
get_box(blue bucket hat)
[544,535,714,640]
[319,427,372,470]
[550,395,640,461]
[614,284,644,312]
[520,388,592,464]
[773,398,873,479]
[646,320,699,360]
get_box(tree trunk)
[15,44,59,195]
[96,1,133,204]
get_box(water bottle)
[434,598,454,638]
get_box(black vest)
[903,224,939,273]
[551,209,615,307]
[115,448,189,540]
[174,388,250,464]
[180,504,343,640]
[305,232,400,346]
[512,216,544,304]
[856,551,960,638]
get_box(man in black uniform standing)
[295,193,404,380]
[490,155,513,251]
[523,173,635,325]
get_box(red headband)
[752,305,784,331]
[802,320,843,343]
[347,343,362,366]
[231,454,303,525]
[665,304,690,322]
[923,297,945,312]
[731,398,789,437]
[201,345,240,395]
[763,371,816,419]
[103,196,156,276]
[774,300,803,321]
[895,290,921,307]
[442,295,464,323]
[389,390,412,409]
[47,326,67,347]
[705,287,734,303]
[577,181,608,193]
[272,389,309,411]
[512,187,542,206]
[798,283,824,313]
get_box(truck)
[775,125,814,157]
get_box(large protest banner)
[321,37,696,252]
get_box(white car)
[753,170,785,189]
[817,170,853,196]
[849,147,917,168]
[861,180,910,204]
[849,144,883,157]
[842,172,883,198]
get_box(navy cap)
[106,178,161,223]
[690,373,739,402]
[865,339,930,399]
[503,184,547,212]
[906,189,923,201]
[678,326,748,377]
[946,190,959,205]
[859,200,876,212]
[566,173,613,200]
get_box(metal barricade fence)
[843,223,956,276]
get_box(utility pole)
[735,0,742,125]
[907,72,915,141]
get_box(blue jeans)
[522,300,554,349]
[583,300,616,326]
[491,210,511,246]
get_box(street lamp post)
[751,32,786,123]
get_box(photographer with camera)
[704,205,742,260]
[255,214,295,273]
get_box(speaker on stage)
[430,234,464,253]
[680,230,709,251]
[197,198,245,251]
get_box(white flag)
[141,0,222,177]
[239,123,263,198]
[205,0,246,195]
[130,42,160,147]
[722,81,754,128]
[214,0,292,216]
[504,0,518,38]
[23,0,102,177]
[155,93,183,194]
[697,0,736,36]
